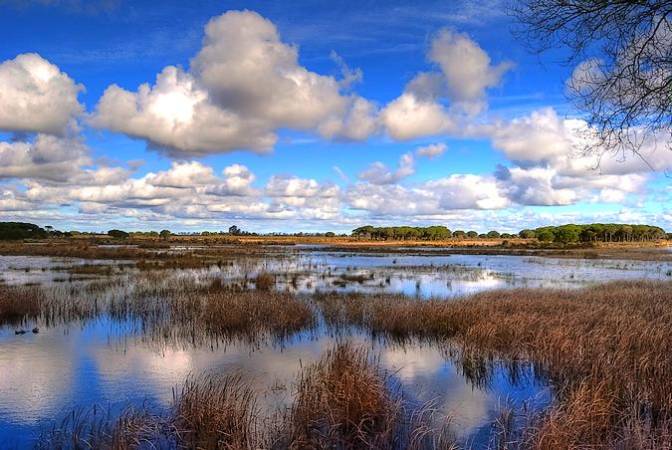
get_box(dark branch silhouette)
[512,1,672,165]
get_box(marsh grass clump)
[173,374,260,449]
[0,285,42,326]
[284,343,401,449]
[36,406,166,450]
[39,345,456,450]
[109,274,316,346]
[255,271,276,291]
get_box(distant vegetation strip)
[0,221,669,244]
[352,223,669,243]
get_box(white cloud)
[429,175,509,210]
[381,93,457,140]
[359,153,415,185]
[428,29,512,112]
[0,134,90,181]
[347,173,508,216]
[207,164,256,196]
[416,143,447,159]
[90,66,276,156]
[0,53,83,135]
[381,28,510,140]
[495,165,576,206]
[91,10,378,156]
[147,161,216,188]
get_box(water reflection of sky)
[0,317,551,448]
[2,249,670,447]
[3,252,672,299]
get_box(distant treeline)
[352,224,670,243]
[1,222,669,243]
[522,224,668,244]
[352,225,507,240]
[0,222,48,240]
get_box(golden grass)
[36,406,165,450]
[109,276,315,345]
[255,271,276,291]
[173,374,259,449]
[284,343,400,449]
[0,285,43,325]
[317,280,672,448]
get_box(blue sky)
[0,0,670,233]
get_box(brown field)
[2,236,670,264]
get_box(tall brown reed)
[0,285,42,326]
[284,342,401,449]
[317,280,672,448]
[173,374,260,449]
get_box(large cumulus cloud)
[91,10,378,156]
[0,53,83,135]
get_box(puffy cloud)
[428,29,512,112]
[0,53,83,134]
[381,93,457,140]
[265,176,339,199]
[0,189,35,211]
[359,153,415,185]
[495,165,576,206]
[90,66,276,156]
[382,29,510,140]
[488,108,578,164]
[429,175,509,210]
[206,164,256,196]
[0,134,90,181]
[91,10,377,156]
[147,161,216,188]
[14,160,344,224]
[347,173,508,216]
[479,107,672,206]
[416,143,447,159]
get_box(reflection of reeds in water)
[39,344,455,450]
[1,271,315,346]
[109,276,315,347]
[36,406,166,450]
[13,264,672,448]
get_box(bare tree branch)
[511,1,672,164]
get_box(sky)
[0,0,671,234]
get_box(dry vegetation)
[174,374,260,449]
[284,343,400,448]
[317,281,672,448]
[1,238,671,265]
[0,285,43,326]
[108,275,315,346]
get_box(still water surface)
[1,249,670,447]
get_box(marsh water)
[1,246,672,448]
